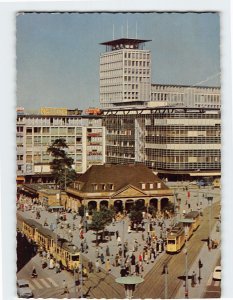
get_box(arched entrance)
[114,200,123,213]
[150,198,158,209]
[88,201,97,212]
[135,199,145,210]
[125,199,134,212]
[161,197,169,210]
[100,200,108,209]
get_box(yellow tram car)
[21,218,80,271]
[184,211,201,231]
[166,222,186,253]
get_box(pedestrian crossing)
[29,277,59,290]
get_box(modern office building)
[150,84,221,108]
[99,38,152,108]
[16,110,106,183]
[99,38,221,110]
[103,107,221,180]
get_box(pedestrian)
[44,218,48,226]
[192,271,197,287]
[120,267,127,277]
[95,247,99,258]
[49,258,54,269]
[131,253,136,265]
[116,230,119,239]
[117,236,121,246]
[141,232,145,241]
[128,225,131,234]
[105,258,111,273]
[88,261,93,273]
[115,254,119,267]
[135,262,140,276]
[95,259,100,272]
[61,280,69,295]
[55,261,61,273]
[119,247,123,257]
[100,253,105,264]
[105,245,110,257]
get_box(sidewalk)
[175,225,221,299]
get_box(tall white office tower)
[99,38,151,109]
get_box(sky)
[16,12,220,111]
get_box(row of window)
[124,52,150,60]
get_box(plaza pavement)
[17,183,221,298]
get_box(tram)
[184,211,200,231]
[21,218,80,271]
[166,222,186,253]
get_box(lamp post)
[207,196,213,244]
[163,263,168,299]
[121,220,125,267]
[174,192,178,224]
[183,248,188,299]
[115,276,144,299]
[73,246,77,298]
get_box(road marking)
[31,279,43,289]
[207,275,212,286]
[39,278,51,288]
[29,282,36,290]
[47,277,59,287]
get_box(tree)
[129,206,143,229]
[90,207,114,245]
[47,138,77,189]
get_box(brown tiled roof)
[75,164,170,192]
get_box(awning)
[17,176,25,181]
[178,218,195,223]
[189,172,221,176]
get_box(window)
[157,182,161,189]
[141,183,146,189]
[26,127,32,134]
[101,184,106,190]
[93,184,98,191]
[149,183,153,189]
[109,183,114,190]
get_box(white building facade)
[150,84,221,108]
[100,38,151,108]
[16,113,106,182]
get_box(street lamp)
[183,248,188,299]
[207,196,213,244]
[73,246,77,298]
[121,220,125,267]
[174,192,178,224]
[115,276,144,299]
[163,263,168,299]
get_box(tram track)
[134,201,220,299]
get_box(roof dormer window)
[141,183,146,190]
[92,184,98,191]
[108,183,114,190]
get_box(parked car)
[212,266,221,280]
[17,279,33,298]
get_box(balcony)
[87,133,102,137]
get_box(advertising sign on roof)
[40,107,68,116]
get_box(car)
[212,266,221,280]
[17,279,33,298]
